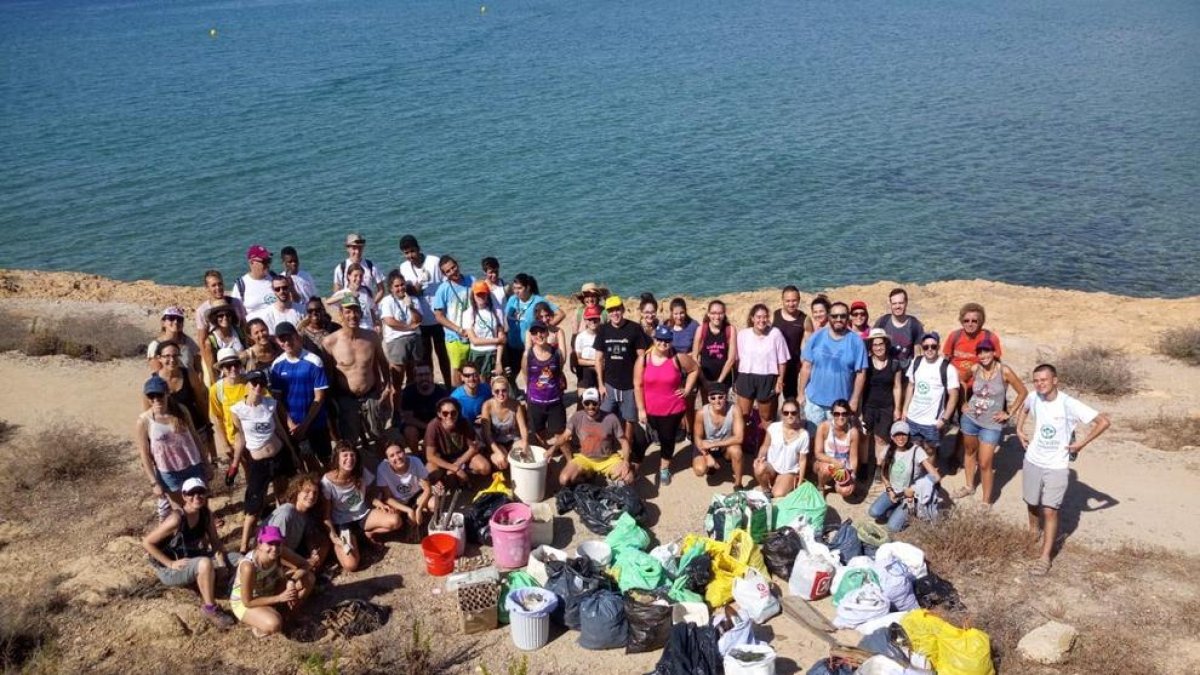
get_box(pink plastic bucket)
[489,503,534,570]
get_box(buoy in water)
[480,5,486,13]
[209,28,218,38]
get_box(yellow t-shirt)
[208,378,269,443]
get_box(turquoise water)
[1,0,1198,297]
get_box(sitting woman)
[136,375,210,520]
[265,474,330,575]
[142,477,236,630]
[321,442,404,573]
[230,525,313,638]
[752,400,811,497]
[813,399,861,498]
[868,421,942,532]
[375,441,434,529]
[424,398,491,489]
[479,375,530,467]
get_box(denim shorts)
[804,400,830,437]
[155,463,205,493]
[960,414,1002,446]
[904,419,941,448]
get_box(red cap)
[850,300,868,312]
[246,245,271,261]
[583,306,602,320]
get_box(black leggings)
[640,412,686,465]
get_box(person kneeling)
[868,422,942,532]
[230,525,314,638]
[375,440,434,534]
[753,400,810,497]
[691,382,746,488]
[557,388,634,487]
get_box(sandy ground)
[0,269,1198,673]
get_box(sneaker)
[658,469,672,486]
[202,604,235,630]
[224,464,238,487]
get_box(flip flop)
[1028,559,1052,576]
[952,486,975,499]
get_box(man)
[432,255,475,387]
[450,364,492,426]
[208,347,258,464]
[480,256,507,308]
[1014,363,1111,576]
[798,301,868,434]
[399,364,450,455]
[558,388,634,486]
[280,246,318,305]
[232,245,281,317]
[298,297,341,359]
[268,321,332,469]
[254,277,302,336]
[322,296,392,459]
[594,295,650,449]
[691,382,746,488]
[397,234,449,384]
[195,269,247,340]
[333,233,386,297]
[904,331,960,459]
[873,287,925,371]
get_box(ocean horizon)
[1,0,1197,298]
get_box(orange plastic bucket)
[422,533,458,576]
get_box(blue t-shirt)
[450,382,492,422]
[801,329,868,406]
[504,294,559,349]
[269,351,329,429]
[432,275,475,344]
[671,318,700,355]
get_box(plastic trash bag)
[788,549,837,601]
[463,492,510,545]
[705,492,747,542]
[606,512,651,552]
[544,557,613,629]
[504,587,558,619]
[900,609,995,675]
[914,569,966,612]
[525,544,569,586]
[668,574,705,604]
[762,526,803,579]
[873,558,918,612]
[557,483,645,535]
[726,529,769,578]
[612,548,665,592]
[578,589,628,650]
[704,550,746,608]
[875,542,928,579]
[476,472,513,499]
[624,589,672,654]
[824,519,864,564]
[681,549,714,591]
[732,568,781,623]
[498,570,540,624]
[805,657,857,675]
[833,583,890,629]
[857,654,934,675]
[859,621,933,669]
[653,622,722,675]
[743,490,773,544]
[832,559,880,606]
[712,606,760,657]
[772,481,827,531]
[649,542,681,579]
[855,520,891,558]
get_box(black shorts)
[528,400,566,436]
[782,360,801,400]
[244,451,297,516]
[297,430,333,466]
[574,365,599,390]
[734,372,777,403]
[862,406,894,440]
[420,324,446,346]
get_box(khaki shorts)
[572,453,623,476]
[1022,459,1068,509]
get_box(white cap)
[216,347,240,366]
[181,477,207,493]
[581,388,600,403]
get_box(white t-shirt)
[286,270,318,305]
[463,306,504,353]
[574,329,597,361]
[886,445,930,491]
[230,398,278,452]
[905,357,960,426]
[333,258,386,294]
[765,422,809,475]
[379,294,420,342]
[233,274,277,316]
[321,469,375,525]
[399,254,443,326]
[329,288,377,330]
[1024,392,1099,470]
[488,279,507,310]
[252,305,302,336]
[375,457,429,503]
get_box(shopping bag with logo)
[731,568,781,623]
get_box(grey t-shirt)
[266,503,309,553]
[887,445,929,491]
[873,315,925,369]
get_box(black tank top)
[699,325,730,379]
[772,309,807,365]
[168,367,211,432]
[166,508,210,560]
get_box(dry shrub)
[900,508,1030,576]
[0,419,14,445]
[1056,345,1136,397]
[0,425,124,497]
[1157,325,1200,366]
[1130,412,1200,452]
[0,583,65,671]
[346,617,483,675]
[0,307,149,361]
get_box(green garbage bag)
[498,570,540,624]
[667,574,704,604]
[612,548,665,592]
[744,490,773,543]
[606,512,651,552]
[832,566,880,606]
[772,481,827,531]
[704,492,747,542]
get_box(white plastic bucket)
[510,611,551,650]
[509,445,548,504]
[724,644,777,675]
[429,513,465,556]
[575,540,612,569]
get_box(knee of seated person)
[196,556,214,573]
[262,613,283,635]
[342,556,361,573]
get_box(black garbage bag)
[544,558,614,629]
[858,622,917,665]
[624,589,672,654]
[806,657,857,675]
[556,483,646,535]
[463,492,511,545]
[682,552,713,592]
[914,569,966,612]
[578,589,628,650]
[824,519,863,564]
[653,622,722,675]
[762,527,803,579]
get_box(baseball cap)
[867,327,889,342]
[398,234,419,250]
[529,321,549,334]
[653,325,673,342]
[976,338,996,353]
[340,294,362,309]
[246,245,271,261]
[581,388,600,403]
[143,375,168,396]
[471,280,490,295]
[583,306,602,320]
[603,296,624,311]
[921,331,941,344]
[181,477,207,494]
[216,347,241,366]
[345,233,366,246]
[244,370,267,385]
[708,381,730,396]
[274,321,298,337]
[890,421,911,436]
[850,300,868,312]
[257,525,284,545]
[161,306,185,320]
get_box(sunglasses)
[829,313,849,319]
[146,393,165,400]
[183,490,208,498]
[850,310,866,316]
[922,343,938,350]
[832,411,850,417]
[214,313,233,320]
[654,337,672,343]
[582,401,599,408]
[494,388,509,394]
[272,287,289,293]
[781,409,800,416]
[164,316,183,323]
[462,372,479,379]
[961,318,980,324]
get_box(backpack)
[909,357,951,417]
[335,259,377,288]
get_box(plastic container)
[509,445,548,504]
[672,601,710,626]
[445,565,499,592]
[575,540,612,571]
[724,644,777,675]
[506,588,559,651]
[530,502,555,546]
[422,533,459,576]
[525,545,569,585]
[429,512,466,557]
[490,503,534,569]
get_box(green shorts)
[446,341,471,370]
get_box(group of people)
[137,234,1112,634]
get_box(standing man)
[594,295,650,453]
[280,246,318,305]
[431,255,475,387]
[322,296,392,460]
[798,301,868,435]
[333,233,385,297]
[904,331,960,460]
[268,322,331,469]
[397,234,449,385]
[1014,363,1110,576]
[232,245,280,318]
[873,287,925,371]
[255,277,302,336]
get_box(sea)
[1,0,1198,298]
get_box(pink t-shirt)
[736,327,791,376]
[643,355,687,417]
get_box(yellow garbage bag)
[474,472,513,500]
[900,609,995,675]
[726,529,769,578]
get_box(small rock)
[1018,620,1078,664]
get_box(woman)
[813,399,861,498]
[136,375,209,519]
[379,269,423,398]
[230,524,312,637]
[229,370,297,553]
[148,307,202,374]
[142,477,236,630]
[809,295,831,333]
[752,400,810,497]
[375,441,434,530]
[943,302,1003,389]
[955,339,1027,504]
[529,302,566,351]
[773,287,808,400]
[265,474,330,575]
[869,422,941,532]
[424,398,490,488]
[325,263,378,331]
[463,280,506,379]
[480,375,530,465]
[638,293,660,338]
[503,273,564,380]
[202,300,246,386]
[862,328,903,483]
[152,340,217,467]
[571,306,602,395]
[666,298,701,436]
[522,322,568,460]
[634,325,699,486]
[693,300,738,397]
[734,304,791,439]
[241,319,280,373]
[321,442,403,572]
[570,282,609,335]
[849,301,871,339]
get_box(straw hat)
[204,298,235,322]
[575,282,610,301]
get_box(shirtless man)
[322,296,392,459]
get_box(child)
[375,441,434,530]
